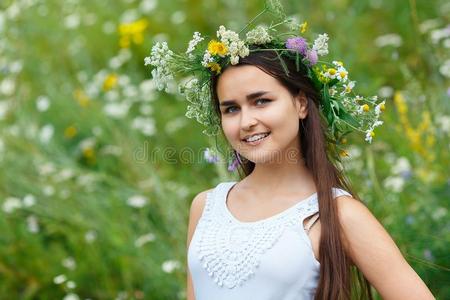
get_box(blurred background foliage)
[0,0,449,299]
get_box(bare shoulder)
[187,188,214,249]
[335,195,435,299]
[334,195,383,253]
[189,188,214,218]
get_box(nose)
[240,107,258,131]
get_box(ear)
[294,92,308,119]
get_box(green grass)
[0,0,448,299]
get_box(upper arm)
[336,196,435,300]
[187,189,212,249]
[186,189,212,300]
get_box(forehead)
[216,65,283,101]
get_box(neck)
[241,146,316,196]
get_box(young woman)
[185,51,435,300]
[144,3,436,298]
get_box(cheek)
[221,118,239,140]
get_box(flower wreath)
[144,0,385,152]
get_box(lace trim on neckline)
[194,182,321,289]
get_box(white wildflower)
[341,81,355,95]
[391,157,411,175]
[365,129,374,143]
[0,78,15,96]
[439,59,450,78]
[66,281,77,289]
[0,101,9,120]
[435,114,450,132]
[372,120,383,128]
[64,14,80,29]
[23,194,36,207]
[26,215,39,233]
[323,67,337,80]
[103,102,130,119]
[63,293,80,300]
[2,197,22,214]
[336,66,348,82]
[201,50,214,67]
[312,33,329,56]
[39,124,54,144]
[36,96,50,112]
[162,259,181,273]
[132,116,156,136]
[329,87,337,97]
[246,25,272,45]
[374,33,402,48]
[383,176,405,193]
[134,232,156,247]
[85,230,97,243]
[127,195,148,208]
[140,0,157,13]
[171,11,186,25]
[144,42,174,92]
[378,86,394,98]
[186,32,204,55]
[374,100,385,116]
[430,26,450,44]
[62,257,76,270]
[419,19,441,34]
[431,207,447,220]
[42,185,55,196]
[53,274,67,284]
[217,25,249,64]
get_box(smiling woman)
[144,1,436,299]
[185,49,435,300]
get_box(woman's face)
[216,65,308,163]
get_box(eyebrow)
[219,91,270,107]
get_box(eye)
[255,98,271,105]
[224,106,238,114]
[223,99,271,114]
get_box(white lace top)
[188,181,352,300]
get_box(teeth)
[245,133,269,142]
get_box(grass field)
[0,0,449,299]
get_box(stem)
[366,147,385,203]
[238,9,268,34]
[268,19,290,30]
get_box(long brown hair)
[210,51,374,300]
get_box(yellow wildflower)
[118,19,148,48]
[380,102,385,111]
[362,104,369,112]
[339,150,349,157]
[299,21,308,33]
[207,40,228,57]
[82,147,95,159]
[74,89,90,107]
[64,126,77,139]
[393,91,407,114]
[207,62,222,75]
[103,74,118,91]
[313,66,329,83]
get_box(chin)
[240,148,281,164]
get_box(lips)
[242,132,271,145]
[241,132,271,142]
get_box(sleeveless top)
[188,181,352,300]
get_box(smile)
[242,132,270,145]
